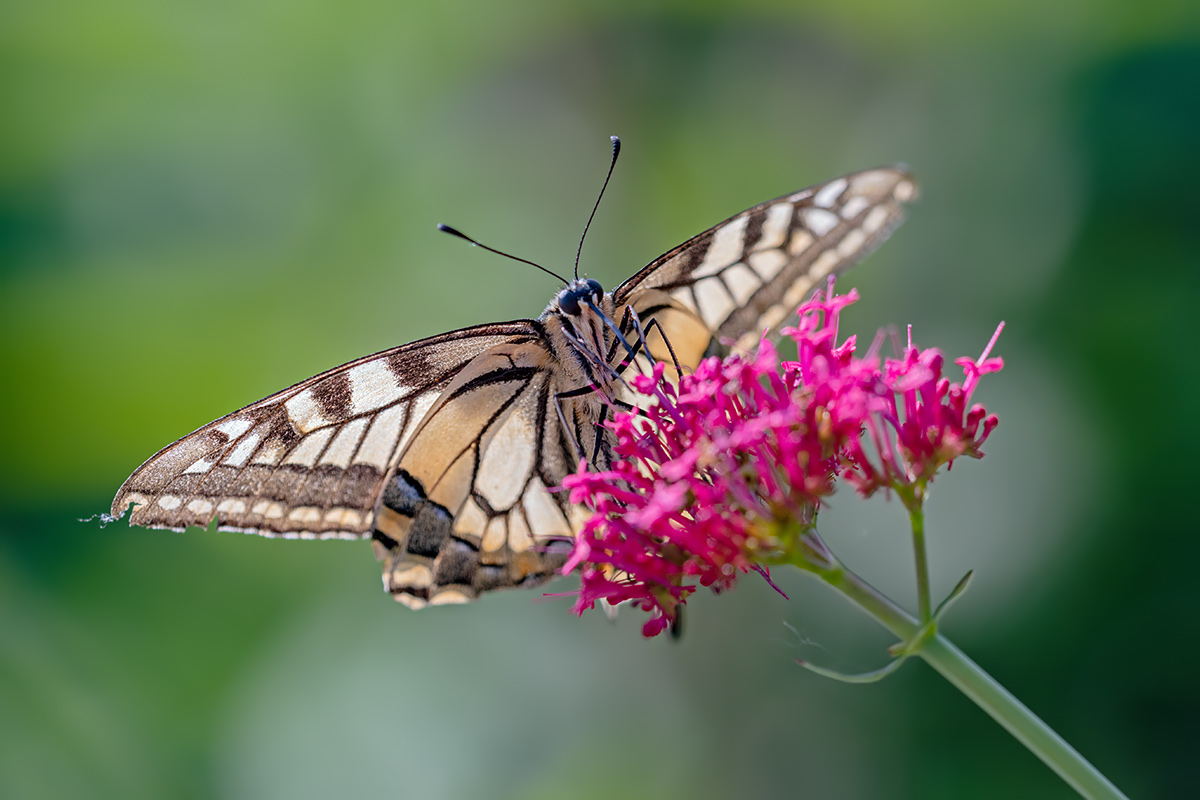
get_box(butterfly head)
[547,278,621,382]
[555,278,604,317]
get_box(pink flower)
[559,285,1004,636]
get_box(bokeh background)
[3,1,1197,797]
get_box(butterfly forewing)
[111,164,916,608]
[616,166,917,356]
[110,324,539,538]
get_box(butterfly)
[111,141,916,609]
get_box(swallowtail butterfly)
[111,142,916,609]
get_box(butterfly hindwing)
[368,335,589,607]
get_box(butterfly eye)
[586,279,603,301]
[557,289,581,316]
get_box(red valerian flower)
[559,285,1004,636]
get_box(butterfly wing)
[367,331,589,607]
[613,166,917,366]
[110,322,542,539]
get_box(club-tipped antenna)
[437,223,569,285]
[575,135,621,280]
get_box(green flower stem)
[899,484,932,622]
[813,557,1127,800]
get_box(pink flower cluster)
[560,286,1004,636]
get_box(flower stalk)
[792,541,1127,800]
[900,483,932,622]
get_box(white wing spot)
[320,417,369,469]
[288,507,322,523]
[813,178,847,208]
[693,214,749,278]
[840,195,870,220]
[284,389,331,434]
[186,498,213,515]
[123,492,149,511]
[222,429,263,467]
[283,427,336,467]
[253,438,287,465]
[522,477,571,539]
[672,289,699,315]
[851,170,893,195]
[862,205,891,235]
[393,563,434,588]
[216,417,254,439]
[723,263,762,305]
[895,179,916,202]
[454,497,488,542]
[429,589,472,606]
[323,507,363,528]
[747,249,787,281]
[158,495,181,511]
[394,593,427,610]
[217,498,247,514]
[182,457,215,475]
[753,202,794,251]
[477,407,535,510]
[809,250,840,282]
[354,403,408,470]
[251,500,285,519]
[787,230,814,256]
[482,516,507,553]
[508,506,533,552]
[692,278,737,329]
[347,360,404,415]
[837,229,867,258]
[803,208,839,237]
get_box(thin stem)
[811,557,1127,800]
[905,486,932,622]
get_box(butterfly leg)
[607,305,652,373]
[591,405,608,464]
[585,298,639,364]
[625,309,684,377]
[552,386,588,468]
[609,306,684,380]
[552,383,620,471]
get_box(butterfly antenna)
[437,223,569,285]
[575,135,621,280]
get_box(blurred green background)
[2,1,1197,797]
